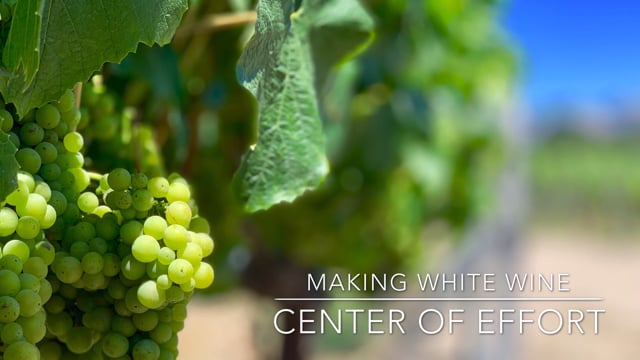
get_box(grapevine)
[0,86,214,359]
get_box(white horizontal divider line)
[273,297,604,302]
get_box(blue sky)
[503,0,640,109]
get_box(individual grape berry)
[77,192,99,214]
[15,148,42,174]
[132,338,161,360]
[63,132,84,152]
[131,235,160,263]
[0,207,19,236]
[19,122,44,146]
[0,296,20,323]
[147,177,169,198]
[167,259,193,285]
[108,168,131,190]
[57,89,76,113]
[3,341,40,360]
[166,182,190,203]
[35,104,61,129]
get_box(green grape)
[107,279,127,300]
[63,131,84,152]
[35,141,58,164]
[32,241,56,265]
[40,163,62,181]
[95,216,119,242]
[46,311,73,336]
[177,243,202,267]
[132,339,161,360]
[165,287,184,304]
[102,253,121,277]
[15,148,42,174]
[77,192,100,214]
[132,235,160,263]
[180,278,195,292]
[23,257,48,279]
[167,259,193,285]
[179,263,206,286]
[146,261,167,279]
[108,168,132,191]
[41,205,57,229]
[8,131,20,147]
[16,289,42,316]
[43,129,59,144]
[132,189,154,212]
[69,241,90,259]
[111,315,136,337]
[62,203,81,223]
[156,275,171,290]
[0,296,20,323]
[57,89,76,113]
[162,225,188,251]
[16,193,48,221]
[0,207,19,236]
[66,152,84,168]
[83,272,107,290]
[171,303,187,322]
[16,215,42,239]
[149,323,172,344]
[102,332,130,358]
[147,177,169,198]
[188,217,210,234]
[36,104,61,129]
[120,255,146,280]
[82,307,112,332]
[192,233,214,257]
[20,273,41,291]
[17,308,46,343]
[157,247,175,266]
[143,216,167,240]
[64,326,93,354]
[0,109,14,132]
[0,270,21,296]
[3,340,40,360]
[72,221,96,242]
[6,181,29,206]
[166,182,190,203]
[124,288,148,314]
[131,173,149,189]
[4,239,30,262]
[120,220,143,244]
[1,255,24,274]
[88,237,108,254]
[132,309,159,331]
[159,348,176,360]
[164,201,192,227]
[33,181,52,201]
[106,190,133,209]
[81,252,104,275]
[19,122,44,146]
[62,108,82,130]
[39,340,63,360]
[67,168,90,193]
[17,171,36,192]
[53,256,83,284]
[1,322,24,344]
[38,278,53,303]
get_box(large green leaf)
[235,0,373,212]
[1,0,188,116]
[0,132,19,202]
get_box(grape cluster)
[0,89,215,360]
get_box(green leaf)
[235,0,373,212]
[0,132,19,202]
[1,0,188,116]
[307,0,375,90]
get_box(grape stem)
[73,82,83,109]
[87,171,103,182]
[174,11,257,39]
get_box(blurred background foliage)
[79,0,517,296]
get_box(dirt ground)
[178,228,640,359]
